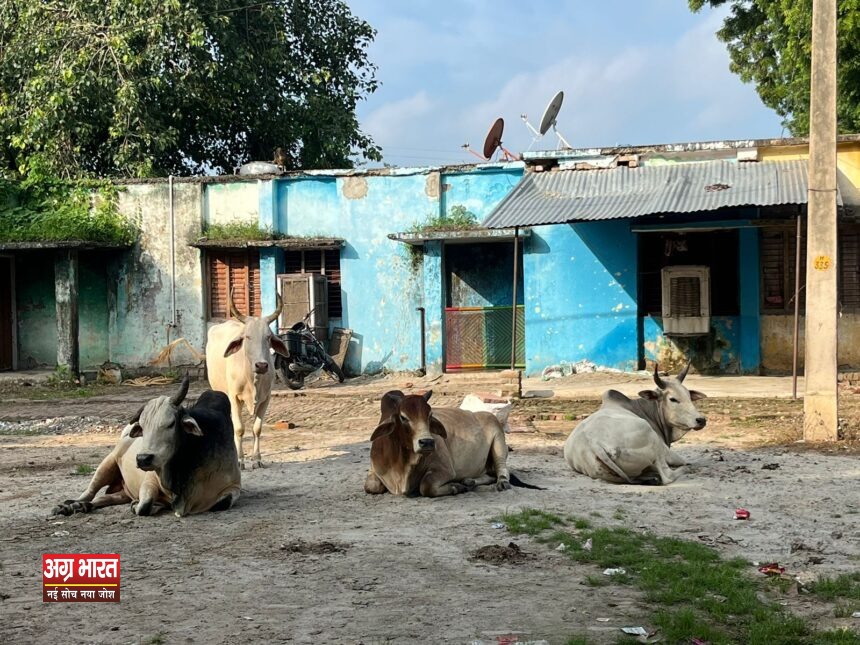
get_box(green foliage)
[409,205,480,234]
[73,464,95,476]
[0,177,134,244]
[501,508,860,645]
[808,572,860,601]
[689,0,860,135]
[201,221,276,241]
[0,0,380,179]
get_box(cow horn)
[653,363,667,390]
[678,361,691,383]
[170,375,191,406]
[228,289,247,323]
[264,293,283,325]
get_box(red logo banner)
[42,554,120,602]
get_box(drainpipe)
[168,175,177,328]
[510,226,520,370]
[416,306,426,374]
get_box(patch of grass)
[408,204,479,234]
[809,573,860,601]
[565,637,591,645]
[496,508,563,536]
[572,517,591,530]
[583,574,607,587]
[834,603,859,618]
[501,509,860,645]
[73,464,94,476]
[146,633,166,645]
[612,507,627,520]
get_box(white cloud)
[355,5,782,166]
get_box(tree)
[689,0,860,136]
[0,0,381,178]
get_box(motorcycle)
[274,309,346,390]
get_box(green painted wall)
[15,251,111,369]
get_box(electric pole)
[804,0,839,441]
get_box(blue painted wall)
[270,167,523,375]
[523,221,638,374]
[643,316,741,374]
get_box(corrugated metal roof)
[483,159,819,228]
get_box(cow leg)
[461,473,495,488]
[419,470,469,497]
[653,458,686,485]
[249,400,269,469]
[364,471,388,494]
[208,490,240,512]
[488,431,512,491]
[52,454,122,515]
[229,394,246,469]
[666,449,686,468]
[132,472,167,516]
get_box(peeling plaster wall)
[15,252,111,370]
[643,316,741,374]
[523,221,638,374]
[111,183,206,367]
[274,168,523,375]
[761,313,860,372]
[203,181,259,227]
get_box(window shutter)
[761,230,785,310]
[207,249,261,319]
[841,226,860,310]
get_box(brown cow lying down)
[52,377,241,518]
[364,390,542,497]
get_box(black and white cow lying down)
[564,364,707,485]
[53,376,241,517]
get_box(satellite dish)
[521,89,573,150]
[539,91,564,136]
[462,117,519,162]
[483,118,505,159]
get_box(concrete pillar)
[423,241,445,375]
[55,250,79,375]
[738,228,761,374]
[804,0,839,441]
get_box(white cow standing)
[564,364,707,485]
[206,291,287,469]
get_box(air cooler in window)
[661,266,710,336]
[277,273,329,341]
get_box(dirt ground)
[1,373,859,644]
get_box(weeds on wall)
[0,177,135,244]
[405,204,479,272]
[201,221,280,241]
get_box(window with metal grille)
[206,249,261,320]
[669,277,701,317]
[841,225,860,311]
[760,225,807,313]
[282,249,342,318]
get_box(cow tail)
[509,472,545,490]
[594,444,633,484]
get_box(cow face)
[370,390,447,454]
[639,363,707,442]
[128,377,202,471]
[223,317,288,377]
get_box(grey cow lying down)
[364,390,543,497]
[564,364,707,485]
[53,377,241,517]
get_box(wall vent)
[661,265,710,336]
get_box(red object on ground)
[734,508,751,520]
[758,562,785,576]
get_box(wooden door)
[0,257,14,371]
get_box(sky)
[346,0,785,168]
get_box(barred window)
[206,249,261,320]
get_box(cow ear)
[181,416,204,436]
[223,336,244,358]
[422,390,433,402]
[429,416,447,438]
[688,390,707,401]
[269,335,289,357]
[127,423,143,438]
[370,421,395,442]
[638,390,661,400]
